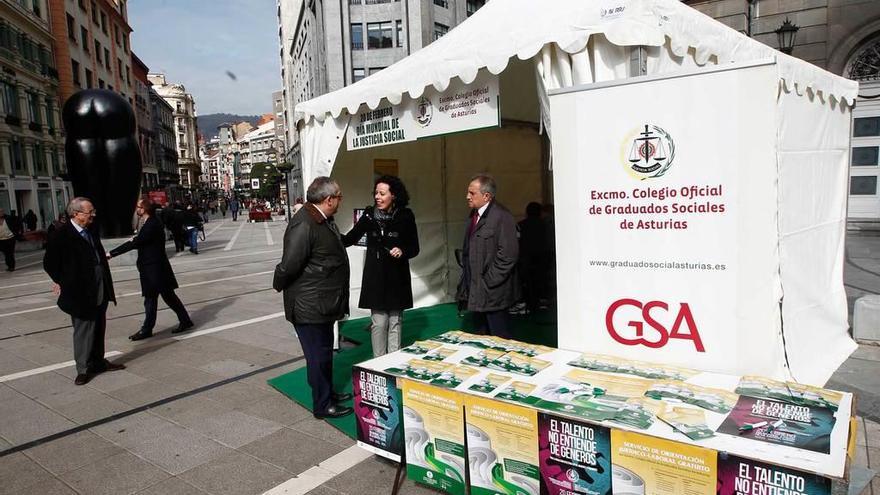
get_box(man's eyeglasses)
[76,209,96,216]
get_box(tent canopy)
[294,0,858,125]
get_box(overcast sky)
[128,0,281,116]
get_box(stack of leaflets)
[422,347,458,362]
[736,376,842,411]
[486,352,551,376]
[658,407,715,440]
[400,340,443,354]
[567,353,697,381]
[645,381,738,413]
[384,359,453,381]
[461,349,507,368]
[468,373,511,394]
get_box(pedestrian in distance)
[183,204,202,254]
[517,201,548,313]
[23,208,37,231]
[342,175,419,357]
[456,174,520,339]
[220,199,228,217]
[273,176,353,419]
[229,197,240,221]
[161,203,186,253]
[43,197,126,385]
[107,197,194,341]
[0,208,16,271]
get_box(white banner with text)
[346,72,500,151]
[550,63,786,378]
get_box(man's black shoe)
[313,405,353,419]
[104,361,126,371]
[74,373,92,385]
[172,321,194,334]
[129,330,152,341]
[332,392,353,402]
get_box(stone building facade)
[149,86,179,195]
[0,0,69,227]
[147,73,201,189]
[685,0,880,219]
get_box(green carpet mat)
[267,302,558,437]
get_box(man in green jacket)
[273,177,353,419]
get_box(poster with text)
[550,62,787,377]
[717,396,835,454]
[538,413,612,495]
[346,71,499,151]
[402,379,467,495]
[352,367,402,461]
[465,396,540,495]
[717,453,831,495]
[610,429,716,495]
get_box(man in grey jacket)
[273,177,353,419]
[457,174,520,338]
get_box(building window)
[104,48,110,70]
[94,40,101,62]
[853,147,879,166]
[1,81,19,117]
[367,21,394,49]
[98,78,104,88]
[852,176,878,195]
[854,117,880,137]
[34,143,46,175]
[81,26,89,51]
[433,0,447,7]
[117,58,123,77]
[44,96,54,130]
[85,68,93,88]
[433,22,448,41]
[11,139,23,173]
[114,25,120,46]
[353,68,365,82]
[71,58,81,86]
[396,20,403,47]
[369,67,385,75]
[66,14,76,42]
[26,91,39,124]
[125,66,130,86]
[108,84,112,91]
[100,11,107,34]
[78,0,86,10]
[351,24,363,50]
[466,0,485,16]
[32,0,41,17]
[122,35,128,53]
[50,147,58,175]
[91,1,98,24]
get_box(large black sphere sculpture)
[62,89,142,238]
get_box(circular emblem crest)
[416,97,433,127]
[372,409,380,419]
[566,468,580,482]
[620,124,675,180]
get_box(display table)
[248,208,272,222]
[352,331,856,495]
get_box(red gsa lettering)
[605,298,705,352]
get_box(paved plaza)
[0,215,878,494]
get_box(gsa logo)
[605,298,705,352]
[621,124,675,180]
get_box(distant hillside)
[197,113,261,139]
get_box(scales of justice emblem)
[621,124,675,180]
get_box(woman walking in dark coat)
[342,175,419,357]
[108,197,194,340]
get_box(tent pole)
[441,135,450,299]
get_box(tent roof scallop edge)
[293,0,859,125]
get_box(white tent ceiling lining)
[294,0,859,126]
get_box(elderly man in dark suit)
[44,197,126,385]
[273,177,353,419]
[456,174,520,339]
[108,197,194,341]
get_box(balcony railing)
[352,41,363,50]
[364,0,393,4]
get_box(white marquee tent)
[293,0,859,385]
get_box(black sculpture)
[62,89,142,238]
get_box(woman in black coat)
[342,175,419,357]
[108,197,194,340]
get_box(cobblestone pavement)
[0,218,877,494]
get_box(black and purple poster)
[538,413,612,495]
[352,367,403,461]
[717,396,835,454]
[717,453,831,495]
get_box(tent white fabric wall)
[293,0,859,384]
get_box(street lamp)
[775,17,799,55]
[272,139,292,221]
